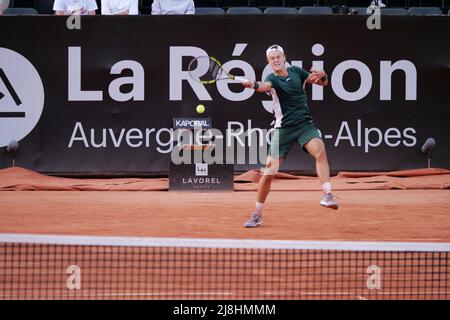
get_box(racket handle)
[233,76,250,84]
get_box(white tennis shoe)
[320,193,339,210]
[244,212,262,228]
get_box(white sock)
[255,202,264,214]
[322,182,332,194]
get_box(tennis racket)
[188,55,250,85]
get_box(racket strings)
[188,56,226,83]
[209,60,222,80]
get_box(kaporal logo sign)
[173,118,212,129]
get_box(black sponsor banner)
[0,16,449,175]
[169,162,234,191]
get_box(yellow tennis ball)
[196,104,205,114]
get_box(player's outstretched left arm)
[306,69,328,86]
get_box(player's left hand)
[308,69,327,84]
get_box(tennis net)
[1,234,449,300]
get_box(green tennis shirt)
[265,66,312,128]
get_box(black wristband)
[320,75,328,82]
[253,81,260,90]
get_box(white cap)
[266,45,284,57]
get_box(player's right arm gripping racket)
[188,55,250,85]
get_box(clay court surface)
[0,167,449,241]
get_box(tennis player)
[243,44,338,228]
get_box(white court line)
[1,233,449,252]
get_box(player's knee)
[266,157,279,168]
[261,166,278,177]
[261,156,282,176]
[314,147,327,162]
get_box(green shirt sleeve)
[292,66,310,85]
